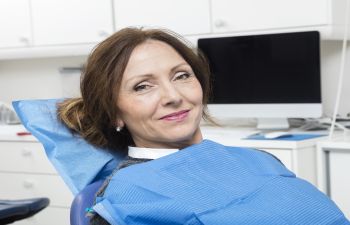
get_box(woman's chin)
[161,128,202,146]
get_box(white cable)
[329,0,350,140]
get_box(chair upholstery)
[13,99,120,195]
[0,198,50,224]
[70,180,104,225]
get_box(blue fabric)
[12,99,123,195]
[94,140,349,225]
[245,133,326,141]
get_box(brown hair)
[57,27,215,153]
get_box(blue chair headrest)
[13,99,124,195]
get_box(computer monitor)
[197,31,322,129]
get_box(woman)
[58,27,349,225]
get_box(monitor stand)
[257,118,289,130]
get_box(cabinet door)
[211,0,328,33]
[0,142,56,174]
[31,0,114,46]
[0,173,73,207]
[0,0,31,48]
[328,151,350,219]
[113,0,211,35]
[13,207,70,225]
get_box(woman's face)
[116,40,203,149]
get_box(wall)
[0,56,86,104]
[321,41,350,117]
[0,41,349,118]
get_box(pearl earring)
[116,126,122,132]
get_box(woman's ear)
[115,118,125,128]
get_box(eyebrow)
[125,62,190,85]
[170,62,189,73]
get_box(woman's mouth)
[160,110,190,121]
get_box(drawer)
[13,206,70,225]
[0,142,56,174]
[0,172,73,207]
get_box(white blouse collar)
[128,146,179,159]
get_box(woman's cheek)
[134,91,160,108]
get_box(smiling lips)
[160,110,190,121]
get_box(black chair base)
[0,198,50,225]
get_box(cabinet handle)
[21,149,32,157]
[19,37,30,45]
[23,180,34,189]
[214,19,226,28]
[98,30,109,37]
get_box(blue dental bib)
[94,140,349,225]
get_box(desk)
[317,138,350,218]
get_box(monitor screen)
[198,31,321,104]
[197,31,322,129]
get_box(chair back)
[70,180,104,225]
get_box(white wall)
[0,56,86,105]
[0,42,349,118]
[321,40,350,117]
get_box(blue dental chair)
[0,198,50,225]
[70,180,104,225]
[13,99,122,225]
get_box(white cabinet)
[211,0,328,33]
[0,139,72,225]
[317,140,350,219]
[0,0,349,59]
[328,151,350,219]
[31,0,114,46]
[0,0,31,48]
[14,207,70,225]
[0,142,56,174]
[113,0,211,35]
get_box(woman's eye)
[134,84,150,92]
[174,72,191,81]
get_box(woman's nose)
[160,83,182,107]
